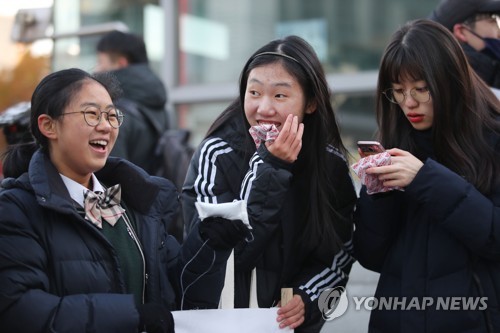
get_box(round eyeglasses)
[61,106,124,128]
[468,13,500,28]
[382,87,431,104]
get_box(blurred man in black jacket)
[429,0,500,89]
[95,30,170,174]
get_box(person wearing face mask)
[429,0,500,90]
[353,19,500,333]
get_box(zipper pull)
[126,226,134,240]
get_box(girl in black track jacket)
[182,35,357,333]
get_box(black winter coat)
[462,43,500,90]
[181,115,357,333]
[110,63,170,174]
[0,151,229,333]
[354,134,500,333]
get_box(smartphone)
[357,141,385,156]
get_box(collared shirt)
[60,172,144,305]
[60,173,104,208]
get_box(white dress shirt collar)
[59,173,104,207]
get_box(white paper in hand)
[172,308,293,333]
[195,200,251,229]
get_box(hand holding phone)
[357,141,385,157]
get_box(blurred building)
[10,0,439,152]
[3,1,440,330]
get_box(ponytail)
[2,142,38,178]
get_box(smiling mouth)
[89,140,108,152]
[258,121,281,128]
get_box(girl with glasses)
[0,68,241,332]
[354,19,500,333]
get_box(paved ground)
[320,262,380,333]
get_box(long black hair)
[377,19,500,195]
[207,35,350,251]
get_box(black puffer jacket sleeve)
[235,144,293,270]
[353,189,404,272]
[406,159,500,260]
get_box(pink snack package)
[351,152,403,195]
[248,124,280,148]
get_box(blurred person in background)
[94,30,170,174]
[0,102,33,180]
[429,0,500,90]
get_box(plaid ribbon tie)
[83,184,126,228]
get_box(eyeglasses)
[382,87,431,104]
[485,14,500,28]
[465,13,500,28]
[61,106,124,128]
